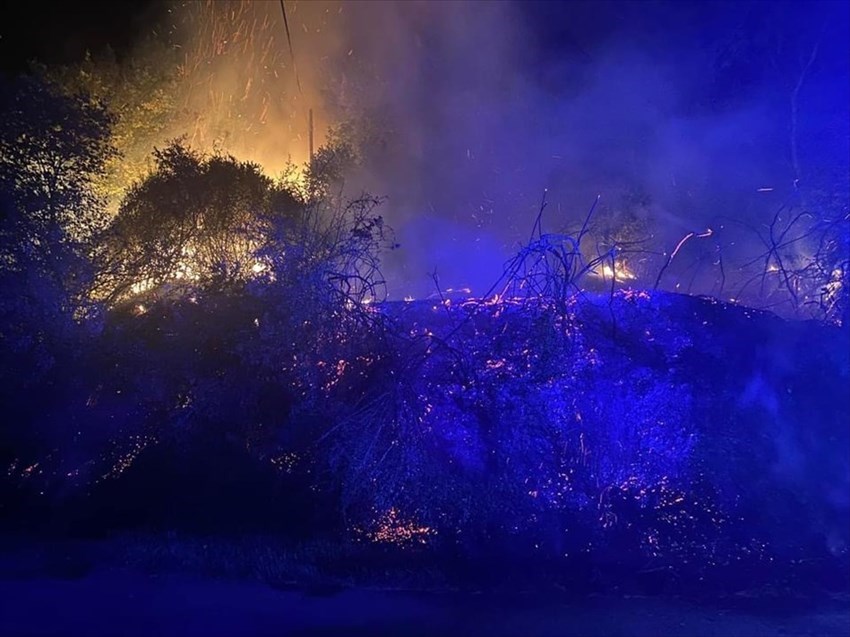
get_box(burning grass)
[4,181,848,594]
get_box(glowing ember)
[98,435,156,482]
[598,261,636,281]
[359,507,436,546]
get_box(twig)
[529,189,548,243]
[654,228,713,290]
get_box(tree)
[40,39,179,207]
[100,142,287,302]
[302,123,360,203]
[0,73,115,324]
[0,74,115,491]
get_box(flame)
[599,261,636,281]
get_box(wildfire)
[124,242,269,304]
[169,0,320,175]
[598,261,637,281]
[57,0,326,208]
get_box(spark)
[360,507,436,546]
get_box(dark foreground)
[1,572,848,637]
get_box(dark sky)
[0,0,159,72]
[2,1,846,82]
[3,1,845,107]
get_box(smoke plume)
[146,0,849,300]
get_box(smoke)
[144,0,848,300]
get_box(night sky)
[0,0,160,72]
[6,1,846,75]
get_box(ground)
[1,571,848,637]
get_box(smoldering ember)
[0,1,848,636]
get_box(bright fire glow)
[57,0,327,208]
[600,261,636,281]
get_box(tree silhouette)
[0,74,115,488]
[0,73,115,333]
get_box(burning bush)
[98,142,280,303]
